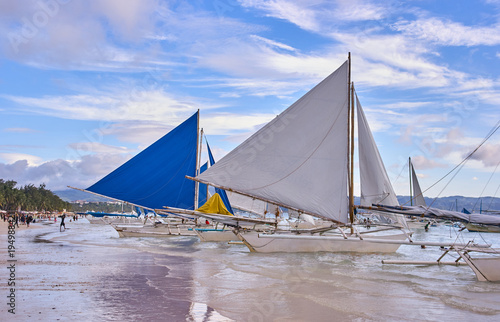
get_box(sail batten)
[196,62,350,223]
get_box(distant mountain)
[396,195,500,213]
[54,189,110,202]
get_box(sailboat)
[405,158,436,229]
[189,54,420,253]
[70,111,213,237]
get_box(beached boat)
[456,246,500,281]
[382,243,500,282]
[463,222,500,233]
[189,54,419,253]
[114,221,199,237]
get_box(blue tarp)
[86,112,199,210]
[80,212,138,218]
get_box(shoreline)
[0,217,45,235]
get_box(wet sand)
[0,219,204,321]
[1,218,500,321]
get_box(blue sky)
[1,0,500,200]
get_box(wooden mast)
[348,53,355,227]
[409,157,413,206]
[194,110,201,209]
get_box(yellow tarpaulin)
[196,193,233,216]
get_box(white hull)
[458,250,500,282]
[236,231,408,253]
[87,216,142,225]
[194,229,239,242]
[406,218,439,229]
[113,224,198,238]
[464,223,500,233]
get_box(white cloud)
[67,142,131,155]
[469,143,500,167]
[250,35,297,52]
[411,155,447,170]
[333,0,386,22]
[3,89,203,123]
[239,0,322,32]
[4,128,37,133]
[393,18,500,46]
[0,153,132,191]
[0,153,42,166]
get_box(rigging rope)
[423,119,500,207]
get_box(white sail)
[197,61,350,223]
[356,95,399,207]
[226,191,268,217]
[410,161,427,206]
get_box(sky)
[1,0,500,201]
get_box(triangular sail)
[206,142,234,214]
[410,161,427,206]
[196,193,233,216]
[356,95,399,207]
[86,112,199,210]
[197,61,350,223]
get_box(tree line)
[0,179,71,212]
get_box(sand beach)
[1,217,500,321]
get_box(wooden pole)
[409,157,413,206]
[194,110,201,209]
[348,53,355,229]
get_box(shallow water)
[1,219,500,321]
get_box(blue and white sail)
[85,112,199,210]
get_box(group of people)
[1,212,34,227]
[1,211,79,231]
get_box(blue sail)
[86,112,199,210]
[198,162,208,206]
[206,142,233,214]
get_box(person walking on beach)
[60,213,66,231]
[27,214,33,227]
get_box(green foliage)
[0,179,71,212]
[71,202,126,213]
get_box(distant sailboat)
[409,157,427,207]
[192,54,416,253]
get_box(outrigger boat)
[184,54,477,253]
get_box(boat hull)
[194,229,239,242]
[113,224,198,237]
[87,216,143,225]
[236,231,407,253]
[459,251,500,282]
[465,223,500,233]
